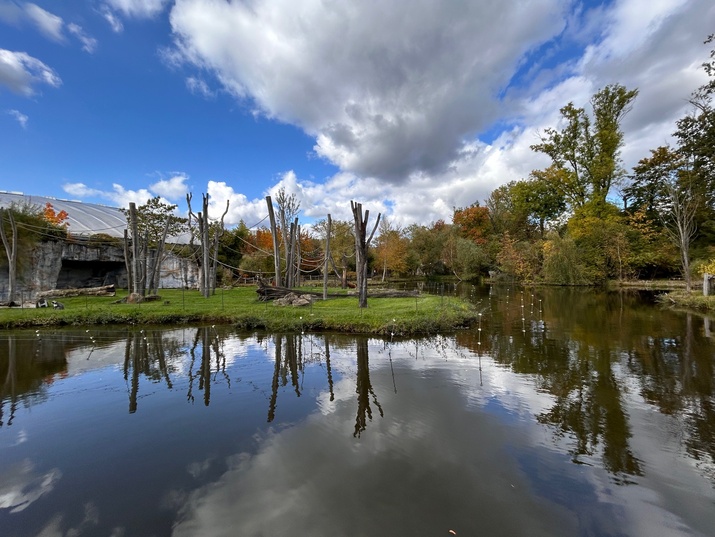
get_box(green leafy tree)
[407,221,449,276]
[532,84,639,212]
[512,169,567,238]
[484,182,528,239]
[121,196,187,295]
[541,233,587,285]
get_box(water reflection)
[354,337,383,437]
[1,334,67,426]
[456,286,715,484]
[1,290,715,536]
[1,290,715,478]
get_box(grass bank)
[0,287,478,335]
[656,290,715,313]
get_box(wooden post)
[201,195,210,298]
[323,214,331,300]
[123,229,133,293]
[129,202,141,296]
[351,201,381,308]
[266,196,282,287]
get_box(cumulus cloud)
[0,48,61,96]
[7,108,28,128]
[168,0,567,183]
[164,0,713,224]
[150,173,190,200]
[62,182,160,209]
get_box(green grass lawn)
[0,287,478,335]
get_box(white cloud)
[24,3,63,42]
[169,0,567,183]
[62,182,158,209]
[0,48,61,96]
[150,173,190,201]
[185,76,215,99]
[67,23,98,54]
[165,0,713,225]
[99,5,123,33]
[7,108,28,128]
[104,0,168,19]
[205,181,269,228]
[0,3,97,53]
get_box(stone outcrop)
[0,239,199,301]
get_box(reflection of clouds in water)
[171,366,577,537]
[0,460,61,513]
[171,335,714,537]
[34,502,119,537]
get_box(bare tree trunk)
[129,203,141,296]
[123,229,133,293]
[0,209,18,304]
[351,201,381,308]
[662,182,698,292]
[147,216,171,295]
[266,196,282,287]
[295,223,302,287]
[323,214,331,300]
[209,200,230,294]
[201,194,210,298]
[140,228,149,295]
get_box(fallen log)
[37,284,116,299]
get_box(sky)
[0,0,713,230]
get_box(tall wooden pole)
[129,202,141,295]
[323,214,331,300]
[266,196,282,287]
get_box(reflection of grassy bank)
[0,287,477,334]
[657,290,715,313]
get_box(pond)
[1,286,714,537]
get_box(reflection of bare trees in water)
[186,327,230,407]
[123,326,231,411]
[265,334,384,436]
[354,338,383,438]
[1,337,17,426]
[267,334,305,422]
[124,329,179,413]
[267,334,340,425]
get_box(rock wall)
[0,240,199,301]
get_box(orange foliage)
[453,205,489,244]
[43,202,69,227]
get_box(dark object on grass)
[52,300,65,310]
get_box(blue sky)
[1,0,713,228]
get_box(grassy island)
[0,287,478,335]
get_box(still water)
[1,286,714,537]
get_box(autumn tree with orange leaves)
[43,203,69,228]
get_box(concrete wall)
[0,240,199,301]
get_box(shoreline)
[0,287,479,335]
